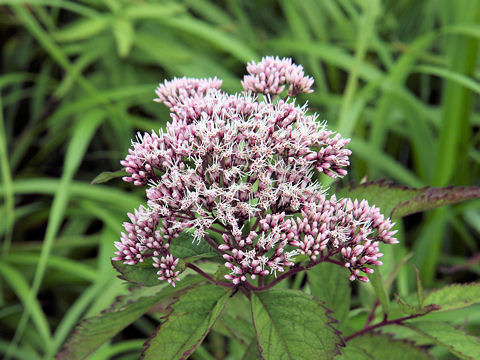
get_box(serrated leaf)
[406,321,480,360]
[56,276,205,360]
[112,258,160,286]
[242,339,263,360]
[423,282,480,312]
[308,262,351,324]
[345,332,433,359]
[142,284,230,359]
[90,169,127,185]
[335,345,373,360]
[337,180,480,219]
[54,17,111,42]
[113,18,134,58]
[395,294,421,315]
[250,288,344,360]
[169,231,219,260]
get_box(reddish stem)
[345,311,436,342]
[365,300,380,328]
[185,262,235,288]
[204,235,224,255]
[245,266,306,291]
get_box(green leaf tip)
[90,169,128,185]
[112,258,161,287]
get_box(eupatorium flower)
[114,56,397,287]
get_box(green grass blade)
[0,262,52,349]
[415,64,480,95]
[0,95,14,256]
[6,110,104,358]
[337,0,380,137]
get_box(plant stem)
[185,262,234,288]
[364,300,380,327]
[345,309,437,342]
[245,266,306,291]
[204,235,224,256]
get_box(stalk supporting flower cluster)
[114,56,397,287]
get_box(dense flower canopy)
[114,57,397,287]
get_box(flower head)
[242,56,314,96]
[115,57,396,287]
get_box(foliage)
[1,0,480,359]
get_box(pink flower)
[242,56,314,96]
[154,76,222,108]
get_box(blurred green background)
[0,0,479,359]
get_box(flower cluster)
[242,56,314,96]
[114,56,397,287]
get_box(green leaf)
[406,321,480,360]
[90,169,128,185]
[112,258,159,286]
[57,276,206,360]
[54,16,111,42]
[250,288,344,360]
[157,16,257,62]
[216,293,255,345]
[423,282,480,312]
[242,339,262,360]
[368,269,389,316]
[112,18,134,58]
[169,231,219,260]
[142,283,230,359]
[344,333,433,359]
[124,3,185,20]
[308,262,351,324]
[337,180,480,219]
[335,345,373,360]
[415,64,480,95]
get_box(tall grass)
[0,1,479,359]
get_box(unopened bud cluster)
[114,56,397,287]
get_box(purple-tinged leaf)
[338,179,480,219]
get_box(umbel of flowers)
[114,56,397,288]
